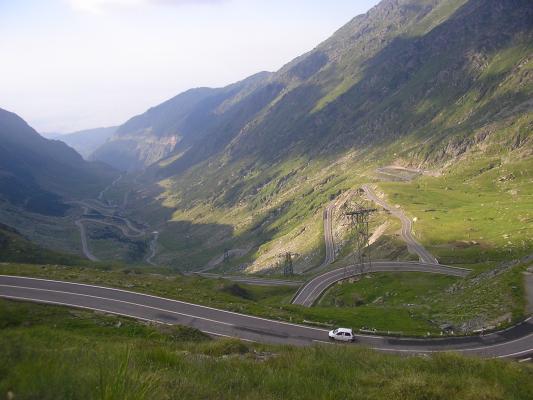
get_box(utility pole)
[345,204,377,278]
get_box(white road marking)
[0,284,234,327]
[0,276,329,332]
[0,294,172,326]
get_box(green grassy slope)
[379,157,533,266]
[1,299,532,400]
[0,223,86,266]
[125,0,532,274]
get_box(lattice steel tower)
[345,204,377,277]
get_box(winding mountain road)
[290,184,453,306]
[146,231,159,266]
[75,219,99,262]
[302,203,336,273]
[74,207,147,261]
[362,184,438,265]
[1,275,532,359]
[321,204,336,267]
[292,261,471,307]
[74,176,157,264]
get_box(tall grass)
[1,300,532,399]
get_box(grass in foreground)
[1,299,532,400]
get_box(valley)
[0,0,532,397]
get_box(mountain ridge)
[58,126,117,159]
[0,107,116,215]
[115,0,532,272]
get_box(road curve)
[303,204,336,273]
[362,185,438,264]
[73,194,156,264]
[1,275,532,359]
[292,261,471,307]
[146,231,159,266]
[77,218,144,239]
[75,220,99,262]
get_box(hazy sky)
[0,0,380,133]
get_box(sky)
[0,0,380,134]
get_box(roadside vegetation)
[1,298,532,400]
[1,261,529,336]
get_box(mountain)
[39,131,63,139]
[95,0,532,175]
[58,126,117,159]
[91,71,275,171]
[0,108,116,216]
[94,0,532,271]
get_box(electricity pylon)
[345,204,377,277]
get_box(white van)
[328,328,355,342]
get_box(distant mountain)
[58,126,117,159]
[40,131,63,139]
[91,71,276,171]
[0,108,116,216]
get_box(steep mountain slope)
[58,126,117,159]
[92,71,277,171]
[118,0,531,272]
[0,108,115,216]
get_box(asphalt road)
[195,273,304,287]
[74,214,145,262]
[73,191,157,264]
[303,203,336,273]
[146,231,159,266]
[292,261,471,307]
[362,184,438,264]
[74,219,99,262]
[98,174,122,202]
[322,204,336,266]
[375,166,423,182]
[1,275,532,359]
